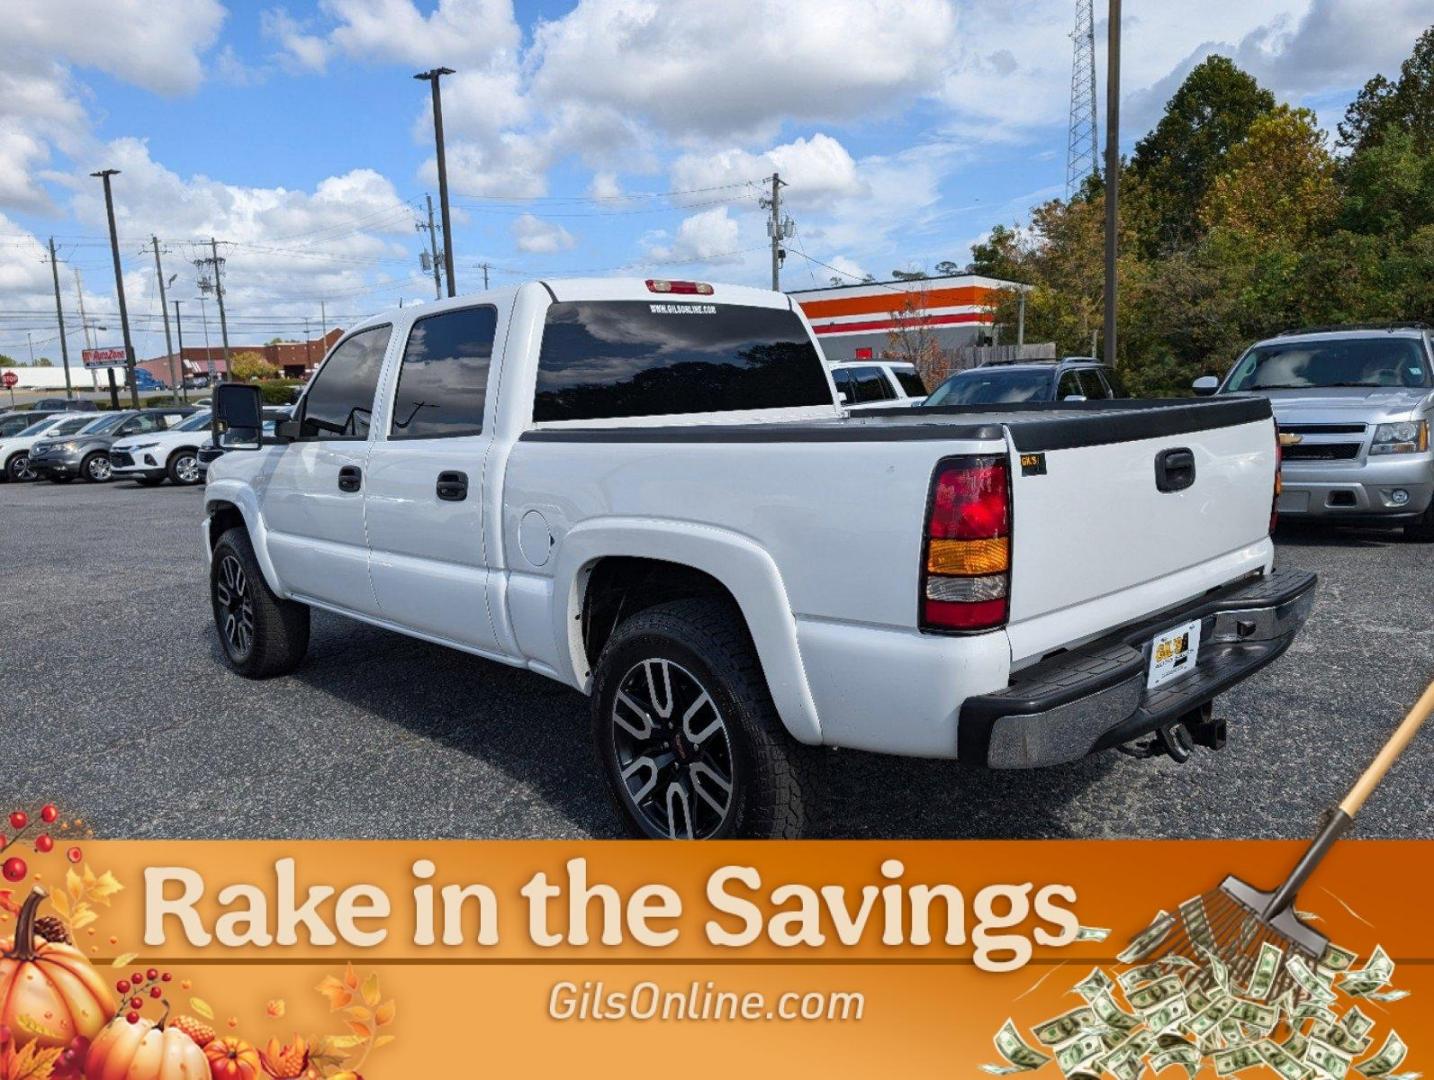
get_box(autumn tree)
[884,286,951,385]
[1129,56,1276,252]
[229,351,278,381]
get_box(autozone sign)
[82,346,127,369]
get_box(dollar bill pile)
[982,908,1416,1080]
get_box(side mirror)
[213,382,264,451]
[1192,375,1220,397]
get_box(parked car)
[194,406,289,480]
[921,357,1120,407]
[28,407,198,483]
[202,279,1314,839]
[0,413,102,481]
[110,410,213,486]
[1195,324,1434,539]
[829,360,928,409]
[28,398,98,412]
[0,410,61,438]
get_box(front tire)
[5,454,32,482]
[1404,501,1434,542]
[210,527,310,678]
[591,598,811,839]
[81,452,111,482]
[167,450,201,485]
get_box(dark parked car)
[921,357,1122,406]
[27,407,199,483]
[0,411,61,438]
[29,398,98,411]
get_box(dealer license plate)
[1146,618,1201,690]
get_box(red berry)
[126,1012,139,1025]
[8,811,26,831]
[150,986,162,999]
[66,846,82,864]
[116,980,130,994]
[129,997,143,1010]
[146,968,159,981]
[40,805,58,824]
[161,972,172,982]
[35,835,53,853]
[2,857,26,883]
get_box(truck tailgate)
[1000,398,1277,663]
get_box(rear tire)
[4,454,31,482]
[1405,501,1434,542]
[211,526,310,678]
[167,450,201,486]
[80,452,111,483]
[590,598,812,839]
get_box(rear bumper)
[957,568,1317,768]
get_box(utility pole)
[26,332,34,364]
[208,238,232,366]
[197,295,215,381]
[320,300,328,342]
[91,168,139,407]
[47,238,74,400]
[415,68,457,297]
[75,267,105,399]
[172,300,186,390]
[761,173,791,292]
[419,193,443,299]
[1103,0,1122,368]
[480,262,490,290]
[147,236,183,402]
[304,317,313,368]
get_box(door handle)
[1155,448,1196,493]
[337,465,362,493]
[436,470,468,502]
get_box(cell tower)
[1065,0,1099,198]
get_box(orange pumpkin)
[204,1036,262,1080]
[0,887,114,1051]
[85,1015,209,1080]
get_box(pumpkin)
[204,1036,262,1080]
[0,887,114,1051]
[85,1015,209,1080]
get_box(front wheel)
[591,598,811,839]
[167,451,201,485]
[5,454,32,482]
[210,527,310,678]
[81,452,111,482]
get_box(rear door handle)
[338,465,362,493]
[436,470,468,501]
[1155,448,1196,493]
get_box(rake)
[1142,679,1434,1003]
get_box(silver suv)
[1195,324,1434,539]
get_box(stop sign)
[1,371,17,389]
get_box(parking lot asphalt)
[1,478,1430,840]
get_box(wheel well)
[581,557,741,668]
[207,501,246,550]
[167,445,199,462]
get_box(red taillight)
[1271,430,1283,533]
[645,279,714,295]
[921,456,1011,633]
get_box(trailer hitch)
[1119,703,1226,763]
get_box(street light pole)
[1103,0,1122,368]
[415,67,457,297]
[91,168,140,407]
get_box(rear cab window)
[533,301,831,423]
[891,367,928,398]
[390,306,498,439]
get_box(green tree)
[1130,56,1276,252]
[934,260,963,276]
[35,357,53,367]
[1340,125,1434,234]
[1338,25,1434,152]
[890,269,928,281]
[1201,106,1340,243]
[230,351,278,380]
[0,354,16,366]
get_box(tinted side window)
[892,367,928,397]
[832,369,854,400]
[851,367,895,403]
[301,326,392,438]
[534,301,831,423]
[1057,371,1084,399]
[391,306,497,439]
[1077,369,1111,399]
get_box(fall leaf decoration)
[0,1040,65,1080]
[311,965,394,1077]
[46,865,121,937]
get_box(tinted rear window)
[925,369,1055,406]
[534,301,830,423]
[892,367,927,397]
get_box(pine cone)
[33,915,70,944]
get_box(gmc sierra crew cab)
[204,278,1316,839]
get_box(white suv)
[0,413,100,482]
[111,411,213,486]
[829,360,927,409]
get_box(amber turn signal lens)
[926,537,1010,576]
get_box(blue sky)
[0,0,1427,360]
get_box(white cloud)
[670,134,866,208]
[529,0,957,141]
[438,132,551,197]
[644,206,744,263]
[265,0,520,71]
[511,213,575,253]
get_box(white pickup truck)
[205,278,1316,839]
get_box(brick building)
[139,328,343,384]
